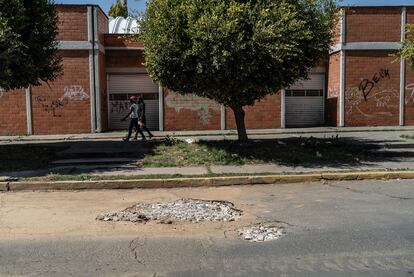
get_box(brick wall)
[97,7,108,44]
[346,7,401,43]
[333,12,342,45]
[163,89,221,131]
[0,89,27,135]
[326,53,340,126]
[344,51,400,127]
[225,94,281,130]
[56,5,88,41]
[31,51,91,134]
[106,50,146,68]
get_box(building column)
[281,89,286,129]
[93,6,102,133]
[400,7,407,126]
[158,84,164,131]
[25,86,32,135]
[87,6,96,133]
[339,8,346,127]
[220,105,226,130]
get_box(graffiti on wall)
[36,85,89,117]
[165,90,220,125]
[328,88,339,98]
[59,86,89,102]
[35,95,65,117]
[405,84,414,105]
[110,101,130,114]
[346,69,398,122]
[358,68,390,101]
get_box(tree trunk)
[231,105,248,142]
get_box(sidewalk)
[2,127,414,189]
[2,126,414,143]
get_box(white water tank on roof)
[108,17,139,34]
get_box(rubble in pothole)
[238,224,286,242]
[96,199,242,223]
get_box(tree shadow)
[0,135,413,179]
[196,136,410,169]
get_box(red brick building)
[0,4,413,135]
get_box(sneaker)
[123,138,130,142]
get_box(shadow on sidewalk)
[0,135,412,179]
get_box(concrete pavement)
[1,126,414,142]
[0,180,413,276]
[2,128,414,185]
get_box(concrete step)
[55,152,138,159]
[52,158,140,165]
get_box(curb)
[2,171,414,192]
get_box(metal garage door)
[285,74,325,128]
[108,74,159,130]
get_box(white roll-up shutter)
[108,74,159,130]
[285,74,325,128]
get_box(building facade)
[0,4,413,135]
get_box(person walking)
[122,96,146,141]
[134,96,154,140]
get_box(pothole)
[237,223,286,242]
[96,199,242,223]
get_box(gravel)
[97,199,242,223]
[238,224,286,242]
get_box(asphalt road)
[0,180,413,276]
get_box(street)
[0,180,413,276]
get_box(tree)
[0,0,61,91]
[400,24,414,69]
[140,0,337,141]
[109,0,128,18]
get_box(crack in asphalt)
[128,238,147,266]
[326,183,413,200]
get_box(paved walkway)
[2,126,414,143]
[2,127,414,180]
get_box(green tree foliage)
[0,0,61,91]
[400,24,414,69]
[109,0,128,18]
[140,0,337,141]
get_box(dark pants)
[134,116,153,139]
[127,118,145,140]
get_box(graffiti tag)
[110,101,130,114]
[359,68,390,101]
[35,85,89,117]
[35,95,65,117]
[405,84,414,105]
[59,85,89,102]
